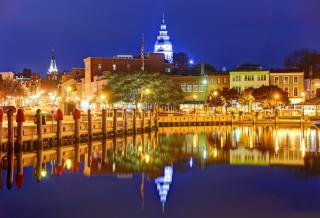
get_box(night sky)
[0,0,319,75]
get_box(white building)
[154,13,173,63]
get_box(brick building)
[269,69,304,104]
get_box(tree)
[285,49,320,78]
[220,88,238,107]
[0,79,25,100]
[207,89,223,109]
[103,71,184,107]
[251,85,289,108]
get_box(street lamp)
[193,94,197,114]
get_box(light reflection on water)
[1,125,320,217]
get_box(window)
[293,76,299,84]
[223,78,227,84]
[274,76,279,84]
[193,83,199,92]
[112,64,117,71]
[284,76,289,84]
[258,75,267,81]
[284,87,289,93]
[293,87,298,97]
[211,79,214,84]
[245,75,254,81]
[187,84,192,92]
[181,83,186,92]
[233,75,241,81]
[217,78,221,84]
[98,64,102,71]
[199,84,205,92]
[165,67,171,73]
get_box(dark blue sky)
[0,0,319,75]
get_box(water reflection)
[2,126,320,205]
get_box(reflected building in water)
[2,125,320,209]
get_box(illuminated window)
[293,87,298,97]
[193,83,199,92]
[223,78,227,84]
[217,78,221,84]
[112,64,117,71]
[233,76,241,81]
[181,83,186,92]
[199,84,205,92]
[187,84,192,92]
[98,64,102,71]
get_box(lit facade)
[154,14,173,63]
[229,71,269,92]
[169,72,229,103]
[269,69,304,104]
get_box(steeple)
[154,12,173,63]
[48,49,58,80]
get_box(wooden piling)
[124,109,128,134]
[7,108,14,154]
[36,109,43,148]
[148,110,152,130]
[56,109,63,147]
[113,109,117,135]
[88,109,93,141]
[73,109,81,144]
[7,108,14,189]
[102,109,107,139]
[141,110,145,132]
[133,109,137,134]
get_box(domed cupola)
[154,12,173,63]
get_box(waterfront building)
[304,78,320,100]
[169,71,229,109]
[0,72,15,80]
[269,69,305,104]
[82,53,170,97]
[154,13,173,63]
[229,70,269,92]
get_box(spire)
[141,34,145,71]
[48,49,58,80]
[162,11,165,24]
